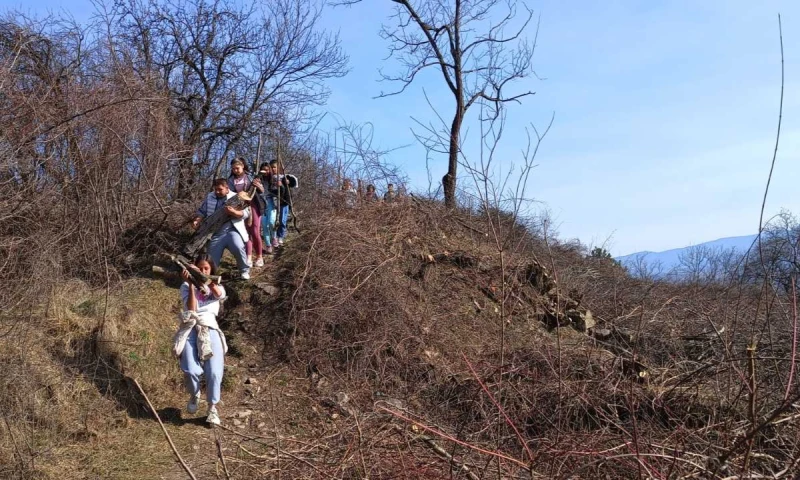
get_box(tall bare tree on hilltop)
[339,0,537,207]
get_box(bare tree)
[339,0,537,207]
[110,0,348,197]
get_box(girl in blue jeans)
[173,255,227,425]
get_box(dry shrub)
[271,198,800,478]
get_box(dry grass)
[0,277,187,479]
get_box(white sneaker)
[255,258,264,267]
[278,238,285,246]
[246,256,253,267]
[241,271,250,280]
[186,393,201,414]
[206,407,221,425]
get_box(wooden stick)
[214,427,232,480]
[132,378,198,480]
[417,434,480,480]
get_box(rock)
[569,309,595,332]
[382,397,405,410]
[234,410,252,419]
[257,422,266,430]
[592,328,613,340]
[613,327,635,344]
[255,283,279,296]
[321,392,357,417]
[245,377,257,385]
[232,418,243,427]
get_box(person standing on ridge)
[364,184,379,202]
[341,178,358,208]
[258,164,277,255]
[383,183,397,203]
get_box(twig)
[757,13,784,267]
[132,378,197,480]
[214,427,232,480]
[376,404,529,469]
[417,434,481,480]
[462,354,535,464]
[786,276,798,401]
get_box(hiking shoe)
[186,394,201,414]
[255,258,264,267]
[206,407,221,426]
[264,246,274,255]
[272,239,279,248]
[241,271,251,280]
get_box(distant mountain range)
[616,234,758,277]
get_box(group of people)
[175,163,406,425]
[191,157,296,281]
[340,179,400,208]
[175,157,295,425]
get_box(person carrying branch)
[266,160,297,248]
[173,254,227,425]
[227,158,265,267]
[192,178,252,280]
[257,164,277,255]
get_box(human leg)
[248,207,263,264]
[208,233,226,269]
[263,197,277,251]
[223,230,250,278]
[203,330,225,406]
[180,329,204,412]
[204,329,225,425]
[276,205,289,240]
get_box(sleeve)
[196,197,208,218]
[227,176,236,192]
[215,285,227,302]
[180,283,191,311]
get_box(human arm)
[180,273,198,312]
[225,205,245,218]
[192,197,209,228]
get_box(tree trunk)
[443,107,463,208]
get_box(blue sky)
[11,0,800,255]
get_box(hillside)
[2,201,797,479]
